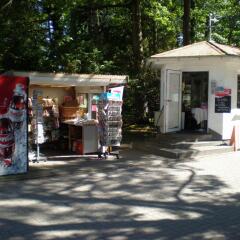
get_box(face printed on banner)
[9,83,27,129]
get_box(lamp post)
[209,13,219,41]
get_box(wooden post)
[236,125,240,151]
[230,125,240,151]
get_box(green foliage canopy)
[1,0,240,123]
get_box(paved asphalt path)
[0,149,240,240]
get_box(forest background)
[1,0,240,125]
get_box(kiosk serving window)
[182,72,208,131]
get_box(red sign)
[0,76,29,175]
[215,88,231,97]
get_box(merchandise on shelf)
[97,93,123,147]
[60,99,87,121]
[29,97,60,144]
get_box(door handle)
[165,99,172,102]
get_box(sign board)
[0,76,28,176]
[32,89,45,144]
[215,87,231,113]
[109,86,124,100]
[215,96,231,113]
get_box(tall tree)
[183,0,191,45]
[190,0,196,42]
[2,0,239,124]
[131,0,143,73]
[0,0,46,72]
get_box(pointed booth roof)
[150,41,240,59]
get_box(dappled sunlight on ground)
[0,149,240,239]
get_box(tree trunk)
[190,0,195,42]
[152,20,157,54]
[131,0,143,73]
[183,0,191,45]
[227,17,235,44]
[204,15,210,40]
[228,29,233,44]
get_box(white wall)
[151,56,240,139]
[222,61,240,139]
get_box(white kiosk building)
[149,41,240,140]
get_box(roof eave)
[3,71,128,86]
[150,54,240,60]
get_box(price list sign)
[215,87,231,113]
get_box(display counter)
[63,119,98,154]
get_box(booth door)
[165,70,182,132]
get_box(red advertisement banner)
[215,87,231,97]
[0,76,28,175]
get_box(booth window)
[238,75,240,108]
[91,94,100,119]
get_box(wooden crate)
[60,107,79,120]
[60,107,86,120]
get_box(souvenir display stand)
[97,93,123,159]
[3,71,127,162]
[28,86,101,159]
[29,96,60,162]
[28,94,98,159]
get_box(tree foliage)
[1,0,240,124]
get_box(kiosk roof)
[151,41,240,59]
[4,71,128,87]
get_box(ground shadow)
[0,149,239,240]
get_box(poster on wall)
[109,86,124,100]
[0,76,28,176]
[215,87,231,113]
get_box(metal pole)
[36,121,40,162]
[209,14,212,41]
[37,142,40,162]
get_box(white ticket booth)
[149,41,240,140]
